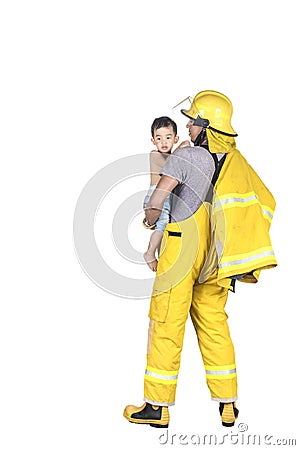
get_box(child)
[143,116,189,271]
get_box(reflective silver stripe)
[206,368,236,375]
[262,208,273,220]
[214,195,255,208]
[213,195,274,222]
[145,369,178,381]
[219,250,275,269]
[213,194,257,210]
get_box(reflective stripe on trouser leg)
[190,271,238,402]
[144,205,212,406]
[144,363,179,406]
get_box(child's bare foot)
[143,251,158,271]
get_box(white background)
[1,1,299,449]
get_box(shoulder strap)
[205,152,226,203]
[211,153,226,186]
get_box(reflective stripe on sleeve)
[213,191,274,224]
[261,205,274,223]
[219,246,276,274]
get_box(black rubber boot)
[219,402,239,427]
[123,402,169,428]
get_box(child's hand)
[174,140,191,151]
[142,217,156,230]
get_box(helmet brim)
[181,109,195,120]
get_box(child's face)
[151,126,179,153]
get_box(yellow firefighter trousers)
[144,203,237,406]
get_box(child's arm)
[145,175,178,226]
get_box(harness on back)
[204,146,226,203]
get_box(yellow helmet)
[181,90,237,136]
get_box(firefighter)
[123,90,277,428]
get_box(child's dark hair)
[151,116,177,137]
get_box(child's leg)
[144,231,163,272]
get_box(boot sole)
[127,418,169,428]
[222,421,235,427]
[150,423,169,428]
[124,413,169,428]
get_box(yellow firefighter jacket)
[206,129,277,291]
